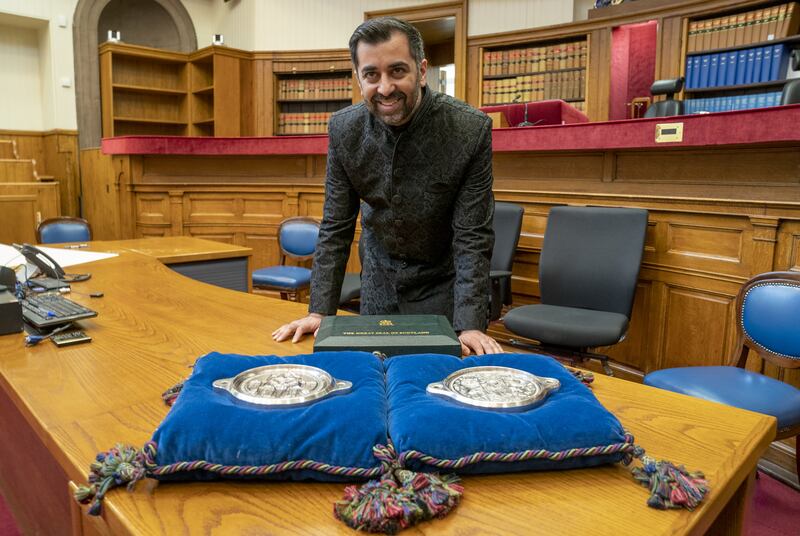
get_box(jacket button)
[392,194,401,204]
[397,236,405,245]
[401,261,408,268]
[394,219,402,228]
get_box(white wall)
[0,22,45,130]
[0,0,584,131]
[0,1,78,131]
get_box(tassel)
[73,444,148,516]
[630,455,708,511]
[161,380,184,406]
[334,468,463,534]
[569,368,595,387]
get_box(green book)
[313,314,461,358]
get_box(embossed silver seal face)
[427,366,560,411]
[213,364,352,407]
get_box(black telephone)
[11,244,91,284]
[13,243,66,279]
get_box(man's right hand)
[272,313,323,343]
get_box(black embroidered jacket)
[309,88,495,331]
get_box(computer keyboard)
[21,293,97,328]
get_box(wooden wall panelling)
[214,54,241,137]
[239,58,254,136]
[0,160,37,182]
[0,130,80,217]
[0,183,60,244]
[0,196,39,244]
[79,148,121,240]
[251,58,275,136]
[41,132,80,216]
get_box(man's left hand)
[458,330,503,356]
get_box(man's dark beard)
[368,83,420,126]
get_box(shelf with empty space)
[112,83,186,96]
[193,86,214,95]
[114,117,188,125]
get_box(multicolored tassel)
[73,444,148,516]
[568,368,595,387]
[334,468,463,534]
[161,380,184,406]
[631,455,709,511]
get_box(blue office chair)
[252,217,320,301]
[645,271,800,479]
[36,217,92,244]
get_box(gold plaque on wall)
[655,122,684,143]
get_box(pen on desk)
[63,244,89,249]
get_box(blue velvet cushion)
[386,353,631,474]
[644,366,800,431]
[150,351,388,482]
[252,266,312,288]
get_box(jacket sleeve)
[308,117,360,316]
[451,117,495,332]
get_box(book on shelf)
[481,69,584,105]
[687,2,799,53]
[685,91,781,113]
[482,40,587,77]
[685,44,791,89]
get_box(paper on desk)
[0,243,118,269]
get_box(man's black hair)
[349,16,425,70]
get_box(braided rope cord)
[142,441,389,479]
[390,432,638,470]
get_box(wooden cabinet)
[272,53,354,135]
[100,43,250,138]
[479,35,589,113]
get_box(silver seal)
[427,366,560,411]
[213,364,352,407]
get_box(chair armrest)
[490,270,512,280]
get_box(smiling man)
[272,17,501,356]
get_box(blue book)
[761,46,773,82]
[718,53,728,87]
[756,93,768,109]
[699,54,711,88]
[726,51,738,86]
[748,95,758,109]
[735,50,748,85]
[685,57,695,89]
[692,56,702,89]
[708,54,720,88]
[744,48,756,84]
[770,44,787,81]
[752,48,763,83]
[722,96,733,112]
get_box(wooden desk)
[0,246,775,535]
[85,236,253,292]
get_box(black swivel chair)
[644,77,685,118]
[489,202,524,321]
[780,77,800,105]
[503,206,649,376]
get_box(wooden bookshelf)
[100,43,189,137]
[476,36,589,114]
[100,43,250,138]
[272,52,354,135]
[681,1,800,112]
